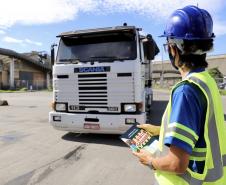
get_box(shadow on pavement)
[150,101,226,124]
[149,100,168,126]
[62,132,127,147]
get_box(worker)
[133,5,226,185]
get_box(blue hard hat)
[161,5,215,40]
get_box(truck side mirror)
[51,44,57,66]
[144,34,160,60]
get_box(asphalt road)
[0,91,225,185]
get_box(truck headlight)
[55,103,67,112]
[124,104,136,112]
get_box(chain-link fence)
[152,77,181,89]
[216,77,226,89]
[15,80,43,90]
[152,76,226,90]
[13,80,52,90]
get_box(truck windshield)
[57,31,137,63]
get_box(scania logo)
[74,66,110,73]
[80,67,105,73]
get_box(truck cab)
[49,24,159,134]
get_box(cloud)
[3,36,23,44]
[0,0,98,28]
[0,0,225,30]
[0,30,6,34]
[2,36,42,46]
[100,0,226,21]
[24,39,42,46]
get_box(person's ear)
[169,45,176,57]
[170,45,180,60]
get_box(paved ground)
[0,91,225,185]
[0,92,155,185]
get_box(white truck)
[49,24,159,134]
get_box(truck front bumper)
[49,111,146,134]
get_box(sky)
[0,0,226,61]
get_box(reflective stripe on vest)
[223,155,226,166]
[190,148,206,161]
[179,76,223,183]
[165,122,198,148]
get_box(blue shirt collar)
[185,68,205,79]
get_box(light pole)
[160,45,164,87]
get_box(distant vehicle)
[219,82,226,89]
[49,24,159,134]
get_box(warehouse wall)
[152,54,226,87]
[0,59,47,90]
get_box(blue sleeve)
[164,83,206,154]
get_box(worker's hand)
[137,124,160,136]
[133,149,153,166]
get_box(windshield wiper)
[90,56,128,61]
[90,56,117,59]
[59,58,80,63]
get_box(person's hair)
[177,39,214,69]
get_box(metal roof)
[0,48,51,71]
[57,26,137,37]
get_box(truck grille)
[78,73,108,108]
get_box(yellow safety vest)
[155,71,226,185]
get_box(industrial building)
[0,48,52,90]
[152,54,226,87]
